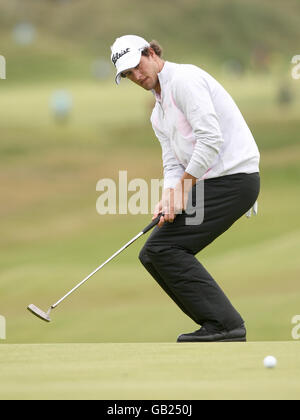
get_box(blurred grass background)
[0,0,300,343]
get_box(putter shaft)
[51,231,144,309]
[28,214,162,321]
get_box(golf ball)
[263,355,277,369]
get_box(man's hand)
[152,199,165,227]
[153,186,188,228]
[153,173,197,228]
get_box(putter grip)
[142,213,163,234]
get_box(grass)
[1,3,300,401]
[0,71,300,344]
[1,18,300,344]
[1,2,300,403]
[1,0,300,73]
[0,342,299,400]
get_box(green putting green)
[0,342,299,400]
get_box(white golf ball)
[263,355,277,369]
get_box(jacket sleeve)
[171,73,224,179]
[151,112,185,189]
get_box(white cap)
[111,35,150,85]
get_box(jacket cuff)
[185,160,206,179]
[163,177,182,189]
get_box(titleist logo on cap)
[112,48,130,66]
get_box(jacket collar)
[152,61,178,102]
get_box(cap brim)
[115,51,142,85]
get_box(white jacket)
[150,61,260,190]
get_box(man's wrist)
[176,172,197,193]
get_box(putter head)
[27,304,51,323]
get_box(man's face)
[122,53,160,91]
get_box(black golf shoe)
[177,324,247,343]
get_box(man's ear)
[148,47,156,58]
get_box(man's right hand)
[152,200,165,228]
[153,188,177,228]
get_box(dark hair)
[141,40,163,58]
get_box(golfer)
[110,35,260,342]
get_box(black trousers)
[139,172,260,333]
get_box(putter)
[27,213,163,323]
